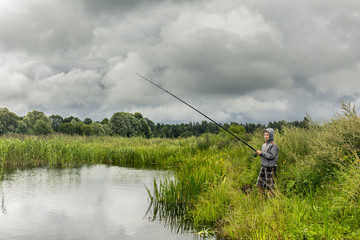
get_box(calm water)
[0,165,195,240]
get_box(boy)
[256,128,279,197]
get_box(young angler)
[256,128,279,197]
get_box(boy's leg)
[266,167,276,198]
[257,166,267,198]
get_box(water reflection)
[0,165,195,240]
[146,198,194,234]
[1,184,6,214]
[145,182,216,240]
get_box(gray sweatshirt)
[260,128,279,167]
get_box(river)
[0,165,195,240]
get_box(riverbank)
[1,105,360,239]
[149,104,360,239]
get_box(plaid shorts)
[257,166,277,190]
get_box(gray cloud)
[0,1,94,59]
[78,0,166,15]
[0,0,359,124]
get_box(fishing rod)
[136,73,257,154]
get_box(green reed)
[147,105,360,239]
[0,134,200,171]
[1,104,360,239]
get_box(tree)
[153,123,163,137]
[81,124,93,136]
[109,112,131,136]
[180,131,193,138]
[89,122,112,136]
[0,108,20,134]
[218,122,246,142]
[109,112,150,137]
[63,116,81,123]
[49,115,63,132]
[139,118,152,138]
[23,110,53,135]
[58,121,83,135]
[134,112,143,119]
[34,120,53,135]
[228,124,245,138]
[244,123,265,133]
[146,118,156,132]
[101,118,109,125]
[16,121,28,134]
[83,118,93,125]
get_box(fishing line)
[136,73,257,154]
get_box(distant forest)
[0,107,309,138]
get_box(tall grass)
[147,103,360,239]
[0,135,200,171]
[1,103,360,239]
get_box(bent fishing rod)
[136,73,257,154]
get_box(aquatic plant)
[0,135,202,171]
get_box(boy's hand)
[256,150,262,155]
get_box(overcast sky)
[0,0,359,124]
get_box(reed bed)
[147,105,360,239]
[0,134,200,171]
[1,104,360,239]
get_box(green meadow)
[1,103,360,239]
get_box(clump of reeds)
[0,134,210,172]
[150,102,360,239]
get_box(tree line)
[0,107,309,138]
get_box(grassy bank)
[149,104,360,239]
[1,104,360,239]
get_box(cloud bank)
[1,0,359,124]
